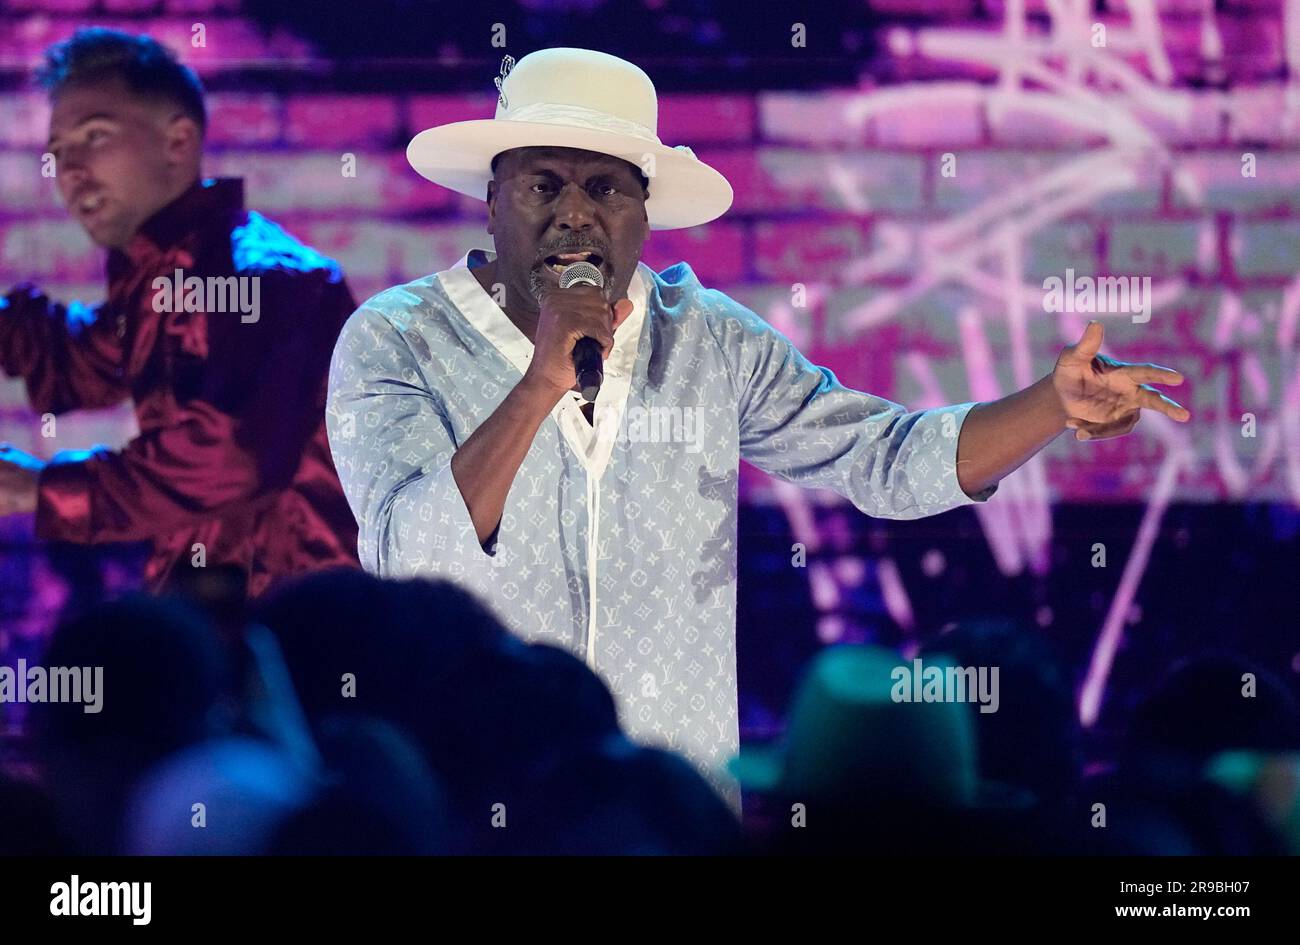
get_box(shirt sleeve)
[34,268,353,543]
[36,401,265,542]
[0,284,130,414]
[705,301,998,520]
[326,304,499,583]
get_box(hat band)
[502,101,660,145]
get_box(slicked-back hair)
[37,27,207,135]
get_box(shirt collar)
[108,177,245,275]
[437,247,650,384]
[437,247,652,476]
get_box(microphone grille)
[558,261,604,290]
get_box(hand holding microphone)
[559,261,608,403]
[525,261,633,405]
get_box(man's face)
[487,146,650,309]
[47,79,199,250]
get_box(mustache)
[534,236,611,262]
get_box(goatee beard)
[527,268,548,305]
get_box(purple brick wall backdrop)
[1,1,1298,730]
[3,2,1296,502]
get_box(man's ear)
[164,114,202,172]
[485,180,496,235]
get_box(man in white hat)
[326,48,1190,807]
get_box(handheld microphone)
[558,260,605,403]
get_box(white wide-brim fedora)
[406,47,734,231]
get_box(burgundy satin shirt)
[0,178,359,597]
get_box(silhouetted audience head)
[28,595,233,853]
[260,570,723,851]
[255,569,510,728]
[731,644,1038,854]
[271,714,450,855]
[1071,653,1300,855]
[1123,652,1300,773]
[498,734,746,855]
[32,595,231,765]
[920,616,1082,806]
[123,735,315,855]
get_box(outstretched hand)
[1052,321,1191,441]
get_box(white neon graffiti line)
[1211,274,1300,500]
[1078,442,1194,728]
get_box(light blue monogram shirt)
[326,248,998,809]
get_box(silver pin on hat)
[494,54,516,109]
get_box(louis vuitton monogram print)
[326,249,998,810]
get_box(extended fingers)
[1136,383,1191,421]
[1068,411,1140,441]
[1117,362,1183,386]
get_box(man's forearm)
[451,377,560,546]
[1,289,127,414]
[955,373,1070,497]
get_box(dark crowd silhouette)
[1,573,1297,856]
